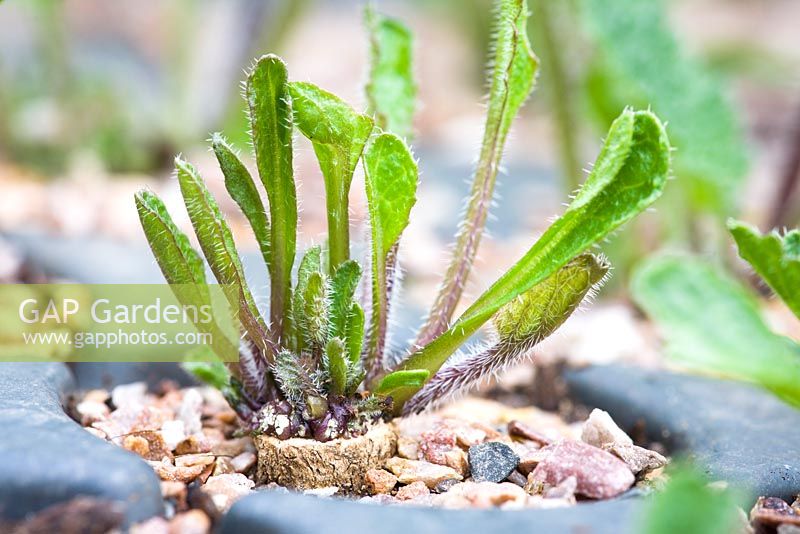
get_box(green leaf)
[639,465,740,534]
[401,254,610,415]
[394,109,670,407]
[375,369,430,398]
[301,272,330,352]
[582,0,747,211]
[493,254,609,344]
[328,260,362,340]
[174,157,271,357]
[289,82,374,272]
[416,0,538,346]
[135,190,206,286]
[631,255,800,408]
[211,133,270,269]
[729,219,800,320]
[324,337,347,396]
[182,361,230,391]
[345,302,365,364]
[363,133,418,371]
[247,55,297,342]
[365,5,416,138]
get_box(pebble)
[433,478,461,494]
[160,420,186,451]
[75,400,110,426]
[750,497,800,527]
[111,382,147,409]
[396,436,420,460]
[420,425,458,465]
[176,435,213,455]
[605,442,668,475]
[396,481,430,501]
[231,451,257,473]
[122,430,171,461]
[169,509,211,534]
[149,458,208,483]
[468,442,519,483]
[211,437,252,457]
[448,481,528,509]
[365,469,398,495]
[385,457,463,488]
[580,409,633,448]
[131,516,169,534]
[530,440,634,499]
[303,486,339,497]
[201,473,255,513]
[179,389,204,435]
[507,420,551,446]
[543,475,577,502]
[443,449,470,477]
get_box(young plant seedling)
[137,0,671,441]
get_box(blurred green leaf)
[632,255,800,407]
[289,82,373,271]
[365,5,417,138]
[729,219,800,320]
[183,361,230,391]
[640,466,740,534]
[582,0,747,211]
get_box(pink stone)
[530,440,634,499]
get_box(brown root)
[255,423,397,494]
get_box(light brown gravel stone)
[396,481,430,501]
[604,443,668,476]
[176,454,215,469]
[160,481,186,500]
[447,481,527,509]
[149,459,208,483]
[530,440,634,499]
[230,451,256,473]
[750,497,800,527]
[76,400,110,425]
[420,425,457,465]
[131,516,169,534]
[201,473,255,513]
[385,457,463,489]
[517,449,552,475]
[211,437,252,457]
[580,409,633,448]
[213,457,235,476]
[168,509,211,534]
[508,420,552,446]
[122,431,171,461]
[365,469,398,495]
[176,435,212,455]
[443,449,469,477]
[397,436,420,459]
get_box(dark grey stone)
[467,441,519,483]
[0,363,163,525]
[220,488,641,534]
[564,365,800,503]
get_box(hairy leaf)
[582,0,747,211]
[290,82,374,271]
[365,5,416,138]
[247,55,297,342]
[292,246,323,352]
[329,260,362,340]
[402,254,609,414]
[375,369,430,398]
[324,337,347,396]
[394,109,670,407]
[632,255,800,407]
[301,272,329,353]
[345,302,365,364]
[363,133,418,373]
[416,0,538,346]
[272,350,322,403]
[135,190,206,287]
[729,220,800,319]
[175,157,271,358]
[212,133,270,269]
